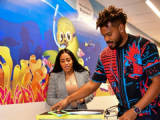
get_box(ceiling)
[96,0,160,43]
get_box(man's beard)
[108,34,123,50]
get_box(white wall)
[127,23,160,47]
[0,102,49,120]
[87,96,118,110]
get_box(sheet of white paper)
[69,111,102,115]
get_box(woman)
[46,49,94,109]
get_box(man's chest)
[101,47,143,86]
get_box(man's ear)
[119,24,124,33]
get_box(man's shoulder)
[129,34,152,47]
[100,47,112,57]
[130,34,150,41]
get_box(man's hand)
[50,97,69,111]
[77,98,85,104]
[118,108,138,120]
[49,80,101,111]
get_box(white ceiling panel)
[96,0,143,7]
[152,36,160,41]
[144,28,160,35]
[121,2,152,16]
[134,21,160,30]
[151,0,160,11]
[129,13,160,24]
[152,34,160,39]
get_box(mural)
[0,0,115,105]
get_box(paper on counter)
[69,111,102,115]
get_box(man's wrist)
[132,105,141,114]
[66,96,71,104]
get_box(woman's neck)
[65,69,74,76]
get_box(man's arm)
[68,80,101,103]
[119,40,160,120]
[78,71,94,104]
[135,74,160,110]
[51,80,101,111]
[136,41,160,110]
[119,74,160,120]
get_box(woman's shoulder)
[76,70,89,76]
[50,71,61,77]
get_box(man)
[51,5,160,120]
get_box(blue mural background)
[0,0,106,77]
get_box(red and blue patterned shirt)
[92,34,160,117]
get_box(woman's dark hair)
[96,5,127,29]
[51,49,89,74]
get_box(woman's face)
[60,52,74,73]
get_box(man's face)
[100,22,123,50]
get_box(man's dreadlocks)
[96,5,127,29]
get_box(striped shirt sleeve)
[92,56,107,83]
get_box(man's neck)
[119,33,128,48]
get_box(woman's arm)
[46,73,63,106]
